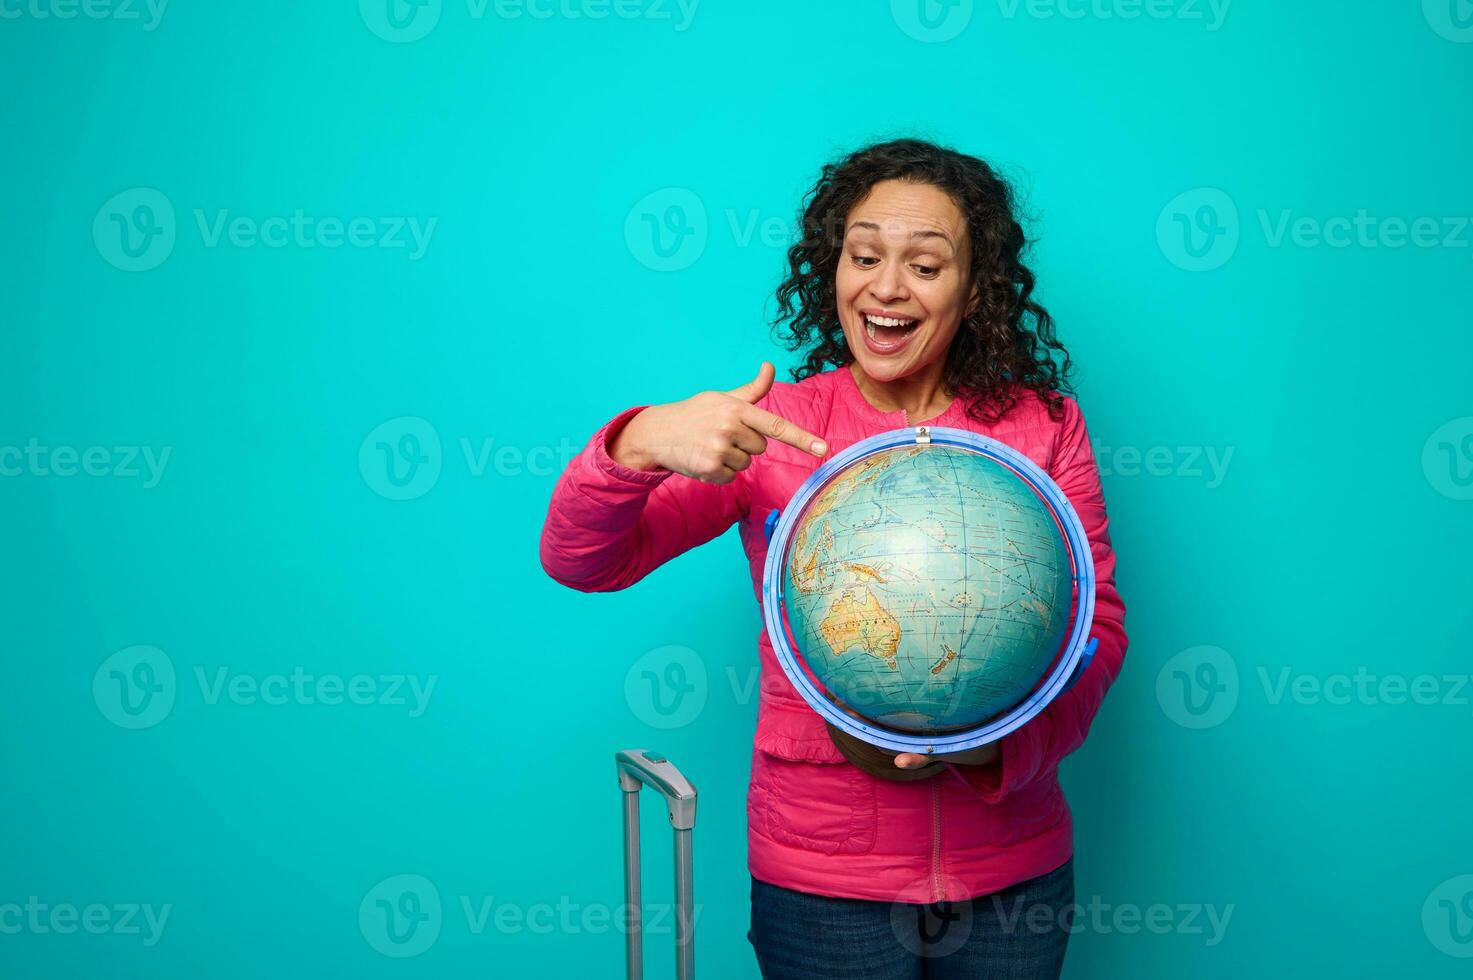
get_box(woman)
[539,138,1128,978]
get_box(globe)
[777,439,1076,736]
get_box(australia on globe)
[781,443,1075,735]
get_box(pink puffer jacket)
[540,365,1127,904]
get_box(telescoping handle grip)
[615,750,697,980]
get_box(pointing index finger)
[740,403,827,457]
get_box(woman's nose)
[870,263,909,302]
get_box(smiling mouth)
[863,313,920,344]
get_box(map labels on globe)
[780,443,1075,735]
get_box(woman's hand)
[608,362,828,483]
[893,741,1001,772]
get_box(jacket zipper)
[930,777,944,902]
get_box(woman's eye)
[913,264,939,277]
[852,255,879,268]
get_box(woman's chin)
[854,355,917,383]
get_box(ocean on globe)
[781,443,1075,735]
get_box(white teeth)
[864,314,918,343]
[865,314,917,328]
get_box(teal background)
[2,2,1470,977]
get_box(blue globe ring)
[760,425,1099,755]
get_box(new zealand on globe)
[769,432,1079,737]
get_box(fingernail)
[811,440,826,455]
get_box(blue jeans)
[747,858,1074,979]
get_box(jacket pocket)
[749,749,878,856]
[751,690,849,763]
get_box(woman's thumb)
[728,361,775,404]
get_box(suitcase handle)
[615,750,697,980]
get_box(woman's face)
[835,179,977,385]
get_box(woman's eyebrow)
[847,221,955,250]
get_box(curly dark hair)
[770,137,1073,424]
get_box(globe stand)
[825,721,945,782]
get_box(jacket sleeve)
[539,405,753,592]
[947,396,1128,802]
